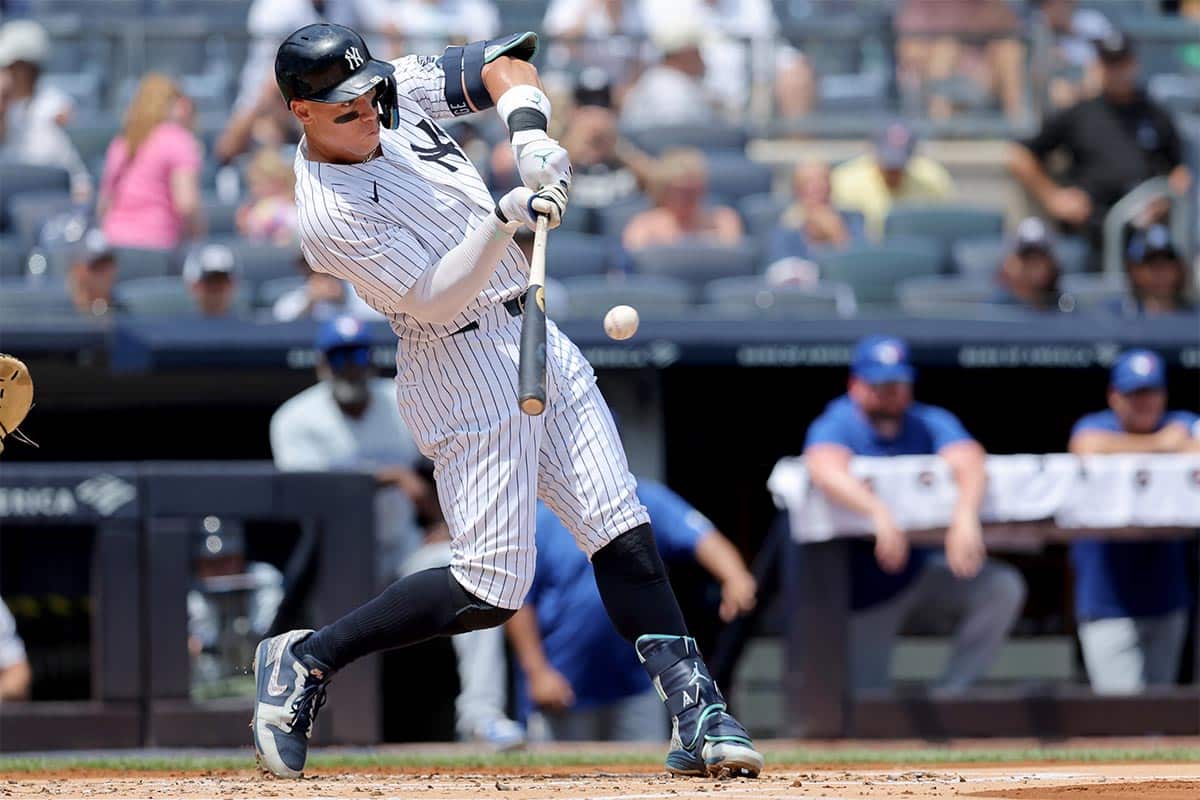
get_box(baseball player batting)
[251,23,762,780]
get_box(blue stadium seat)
[152,0,253,26]
[737,193,789,240]
[0,237,28,280]
[0,280,76,319]
[703,276,857,317]
[203,200,241,236]
[596,195,652,238]
[115,275,252,316]
[1061,274,1131,311]
[815,239,943,305]
[205,239,302,283]
[545,233,620,279]
[113,247,178,281]
[883,206,1005,258]
[66,120,121,166]
[7,192,78,250]
[32,0,143,15]
[953,235,1093,277]
[896,275,995,315]
[630,242,759,287]
[0,164,72,232]
[561,275,692,320]
[621,124,749,156]
[256,275,305,309]
[704,154,775,202]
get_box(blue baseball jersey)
[1069,409,1198,621]
[520,479,713,713]
[804,395,974,611]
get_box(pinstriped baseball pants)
[395,305,650,610]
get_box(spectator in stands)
[831,121,956,240]
[803,335,1026,692]
[507,478,756,742]
[619,25,720,131]
[988,217,1066,312]
[1010,31,1190,252]
[270,315,431,584]
[895,0,1026,123]
[66,229,120,317]
[542,0,645,86]
[187,523,283,690]
[641,0,815,120]
[376,0,500,48]
[237,148,299,246]
[272,254,383,322]
[1111,224,1195,317]
[0,598,31,702]
[0,20,92,201]
[1068,349,1200,694]
[184,244,240,319]
[99,74,202,251]
[1034,0,1114,109]
[622,148,743,251]
[767,160,867,265]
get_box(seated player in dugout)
[802,335,1026,692]
[1068,349,1200,694]
[252,24,762,780]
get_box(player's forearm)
[805,448,887,518]
[694,531,751,587]
[942,441,987,517]
[481,57,543,106]
[1070,431,1164,455]
[504,605,551,675]
[0,661,31,701]
[398,212,513,325]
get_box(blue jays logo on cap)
[1111,348,1165,394]
[852,335,915,385]
[316,314,372,353]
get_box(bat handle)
[518,215,550,416]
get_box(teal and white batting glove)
[495,185,568,232]
[512,130,572,193]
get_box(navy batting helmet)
[275,23,394,104]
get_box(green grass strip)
[0,746,1197,774]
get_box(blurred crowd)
[0,0,1196,324]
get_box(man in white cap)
[619,24,718,130]
[183,244,241,318]
[0,20,91,200]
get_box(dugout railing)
[0,463,378,752]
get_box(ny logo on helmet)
[344,47,364,69]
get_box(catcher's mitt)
[0,353,35,455]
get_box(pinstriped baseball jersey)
[294,54,527,341]
[292,50,649,609]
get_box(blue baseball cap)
[316,315,372,353]
[851,335,915,384]
[1126,224,1178,263]
[1110,349,1165,394]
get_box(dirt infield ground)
[2,742,1197,800]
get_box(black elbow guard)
[441,31,539,116]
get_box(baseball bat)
[517,215,549,416]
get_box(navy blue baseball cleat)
[251,629,333,778]
[636,635,763,778]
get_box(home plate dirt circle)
[2,764,1198,799]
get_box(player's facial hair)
[331,375,370,415]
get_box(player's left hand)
[512,130,572,193]
[945,510,985,579]
[719,573,757,622]
[496,185,568,231]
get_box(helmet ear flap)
[375,76,400,129]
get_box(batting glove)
[512,130,572,192]
[496,185,568,232]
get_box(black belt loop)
[449,299,524,337]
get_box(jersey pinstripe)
[292,49,649,609]
[294,55,527,342]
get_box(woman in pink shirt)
[99,74,202,250]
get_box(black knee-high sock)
[591,523,688,641]
[293,567,512,671]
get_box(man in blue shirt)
[803,335,1026,691]
[1068,348,1199,693]
[506,480,757,742]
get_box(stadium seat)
[40,70,105,114]
[545,233,620,279]
[815,239,943,305]
[596,195,652,238]
[256,276,305,309]
[152,0,254,26]
[0,164,72,232]
[112,247,178,281]
[7,192,77,250]
[561,275,692,320]
[204,239,301,283]
[1061,274,1130,311]
[737,194,789,240]
[630,242,759,287]
[0,236,28,280]
[204,200,241,236]
[32,0,143,14]
[704,154,775,203]
[66,119,121,166]
[952,235,1092,277]
[621,124,749,156]
[703,276,857,317]
[0,280,76,319]
[896,275,995,315]
[115,275,252,317]
[883,206,1006,270]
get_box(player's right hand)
[496,186,567,232]
[528,664,575,712]
[871,506,909,574]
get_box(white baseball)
[603,304,640,340]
